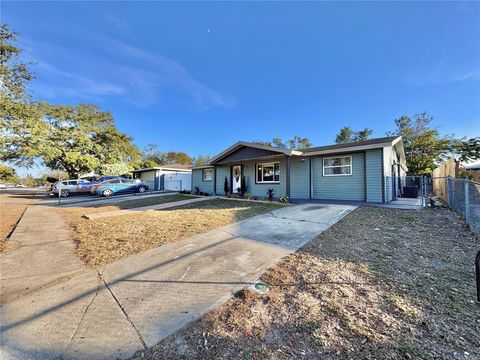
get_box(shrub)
[224,177,229,195]
[267,188,274,201]
[240,176,247,196]
[244,191,253,200]
[279,194,289,204]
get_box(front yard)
[145,206,479,359]
[60,197,284,266]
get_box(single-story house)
[132,164,192,191]
[191,136,407,203]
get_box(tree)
[224,177,229,195]
[99,163,133,176]
[39,170,68,184]
[164,151,192,165]
[142,145,192,165]
[192,154,211,166]
[0,164,19,183]
[0,24,34,101]
[253,136,312,150]
[388,113,451,175]
[451,137,480,163]
[335,126,373,143]
[2,103,141,178]
[0,26,141,178]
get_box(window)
[256,162,280,183]
[323,156,352,176]
[202,168,213,181]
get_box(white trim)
[256,162,280,184]
[306,142,393,156]
[323,155,352,176]
[202,168,213,181]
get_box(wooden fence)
[432,158,456,202]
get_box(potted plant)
[267,188,274,201]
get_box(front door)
[232,165,242,193]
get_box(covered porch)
[206,142,301,199]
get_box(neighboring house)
[191,136,407,203]
[132,164,192,191]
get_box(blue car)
[94,179,149,197]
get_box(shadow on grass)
[144,206,479,360]
[155,198,285,223]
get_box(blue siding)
[191,168,214,194]
[312,153,365,201]
[215,166,230,194]
[365,149,383,203]
[290,156,310,199]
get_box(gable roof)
[203,136,404,167]
[209,141,302,164]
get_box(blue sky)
[3,1,480,175]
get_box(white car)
[0,183,7,189]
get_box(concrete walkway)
[84,196,218,220]
[0,203,355,360]
[0,206,86,304]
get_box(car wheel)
[102,189,113,197]
[138,186,146,193]
[61,190,69,197]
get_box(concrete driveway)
[0,202,356,360]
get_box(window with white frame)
[256,162,280,183]
[202,168,213,181]
[323,156,352,176]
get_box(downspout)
[381,150,385,203]
[286,156,291,198]
[213,165,217,195]
[309,157,312,200]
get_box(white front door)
[232,165,241,193]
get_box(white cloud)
[24,31,234,110]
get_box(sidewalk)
[0,205,86,304]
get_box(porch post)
[286,156,291,198]
[213,165,217,195]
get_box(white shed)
[131,165,192,191]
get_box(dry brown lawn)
[61,198,283,267]
[145,206,480,360]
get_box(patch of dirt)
[61,198,283,266]
[0,193,38,252]
[0,203,27,252]
[144,206,479,360]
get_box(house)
[132,164,192,191]
[191,136,407,203]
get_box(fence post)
[464,180,470,224]
[447,177,453,207]
[422,176,427,207]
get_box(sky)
[2,1,480,176]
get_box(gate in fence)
[386,175,428,207]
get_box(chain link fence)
[431,176,480,237]
[449,177,480,236]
